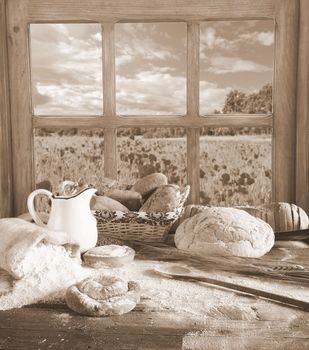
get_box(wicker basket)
[94,185,190,243]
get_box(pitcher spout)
[74,185,97,201]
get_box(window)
[5,0,300,215]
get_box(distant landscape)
[34,84,272,208]
[34,133,271,207]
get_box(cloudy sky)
[30,20,274,116]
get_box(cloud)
[116,54,134,67]
[116,39,177,63]
[207,56,272,74]
[116,69,186,115]
[30,24,103,115]
[200,27,232,52]
[200,24,274,58]
[199,81,231,114]
[239,31,274,46]
[34,82,102,115]
[91,32,102,42]
[32,85,52,106]
[115,23,183,68]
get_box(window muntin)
[30,23,103,115]
[115,22,187,116]
[200,20,274,115]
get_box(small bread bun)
[66,276,140,317]
[139,184,181,213]
[132,173,168,197]
[91,195,129,212]
[83,245,135,268]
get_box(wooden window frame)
[0,0,305,216]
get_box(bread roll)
[91,195,129,212]
[175,207,274,258]
[139,185,182,213]
[105,189,142,211]
[131,173,168,197]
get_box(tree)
[200,83,273,136]
[222,83,272,114]
[222,90,247,114]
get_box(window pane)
[115,23,186,115]
[34,128,104,198]
[200,20,274,115]
[30,24,103,115]
[199,127,272,206]
[117,128,187,186]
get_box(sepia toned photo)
[0,1,308,349]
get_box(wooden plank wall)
[296,0,309,213]
[272,0,299,204]
[6,0,34,215]
[0,0,13,218]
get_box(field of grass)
[34,133,271,207]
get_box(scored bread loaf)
[139,184,182,213]
[175,207,274,258]
[178,203,309,233]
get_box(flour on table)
[104,260,259,320]
[1,247,304,319]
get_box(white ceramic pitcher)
[27,186,98,252]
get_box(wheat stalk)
[132,241,309,285]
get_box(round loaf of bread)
[91,195,129,212]
[131,173,168,197]
[83,245,135,268]
[139,184,181,213]
[175,207,274,258]
[66,276,140,317]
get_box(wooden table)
[0,241,309,350]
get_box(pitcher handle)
[27,189,53,227]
